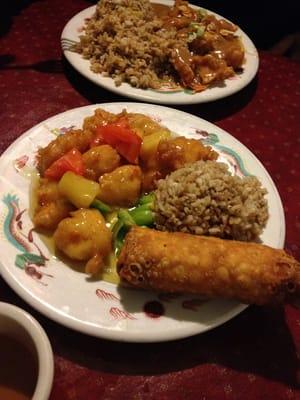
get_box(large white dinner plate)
[61,1,259,105]
[0,103,284,342]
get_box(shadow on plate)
[1,278,299,389]
[116,284,241,326]
[62,55,258,123]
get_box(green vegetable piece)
[133,203,152,212]
[110,192,156,253]
[197,8,207,19]
[196,25,205,38]
[139,192,155,205]
[129,208,154,226]
[112,219,127,255]
[188,32,197,43]
[114,227,127,256]
[118,209,135,228]
[112,219,124,239]
[189,22,205,39]
[91,199,112,214]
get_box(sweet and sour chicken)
[33,108,217,274]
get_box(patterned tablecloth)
[1,1,300,399]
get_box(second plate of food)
[0,103,284,342]
[61,0,259,105]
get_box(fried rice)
[154,160,269,241]
[76,0,181,89]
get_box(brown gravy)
[0,335,38,400]
[151,3,171,17]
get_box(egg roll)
[117,227,300,305]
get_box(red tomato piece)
[94,120,142,164]
[44,148,84,180]
[116,140,141,165]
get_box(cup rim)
[0,302,54,400]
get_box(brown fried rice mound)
[154,160,269,241]
[76,0,182,89]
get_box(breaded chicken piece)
[157,136,218,177]
[98,165,142,207]
[54,209,112,274]
[82,145,121,181]
[37,129,93,175]
[82,108,117,133]
[33,179,74,231]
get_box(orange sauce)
[151,3,170,17]
[30,179,119,283]
[0,335,38,400]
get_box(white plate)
[61,1,259,105]
[0,103,284,342]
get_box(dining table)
[1,0,300,399]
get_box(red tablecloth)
[1,1,300,399]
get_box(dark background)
[1,0,300,53]
[196,1,300,50]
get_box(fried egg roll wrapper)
[117,227,300,305]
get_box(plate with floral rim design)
[61,0,259,105]
[0,103,284,342]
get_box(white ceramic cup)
[0,302,54,400]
